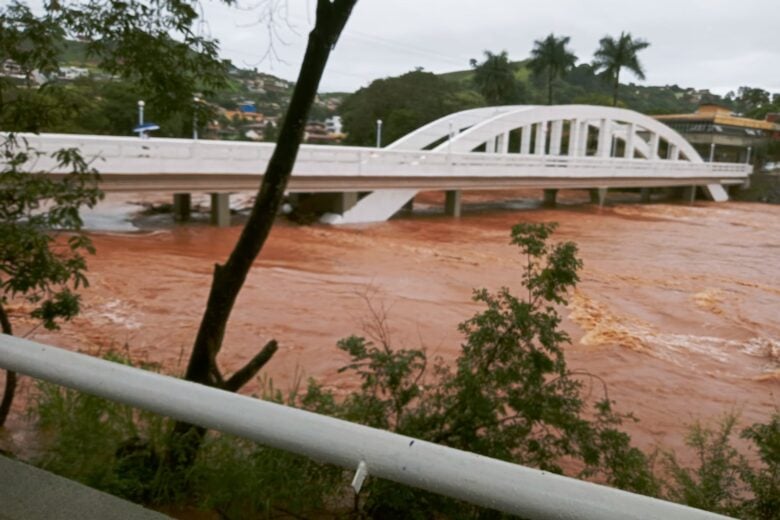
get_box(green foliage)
[470,50,525,106]
[664,415,746,515]
[0,1,227,137]
[0,134,101,329]
[30,353,346,518]
[32,353,171,503]
[340,68,484,147]
[592,32,651,106]
[663,413,780,519]
[334,223,658,517]
[528,34,578,105]
[740,414,780,519]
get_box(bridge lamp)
[376,119,383,148]
[193,96,200,141]
[137,100,145,126]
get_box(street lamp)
[376,119,383,148]
[137,100,145,139]
[193,96,200,140]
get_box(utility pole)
[376,119,383,148]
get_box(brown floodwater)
[2,190,779,465]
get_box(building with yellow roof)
[655,104,780,164]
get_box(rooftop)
[655,104,780,132]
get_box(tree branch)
[224,339,279,392]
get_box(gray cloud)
[203,0,780,95]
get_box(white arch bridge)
[16,105,750,225]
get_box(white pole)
[0,335,731,520]
[193,97,199,141]
[376,119,383,148]
[137,100,145,139]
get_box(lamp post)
[376,119,382,148]
[193,96,200,140]
[137,100,145,139]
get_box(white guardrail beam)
[0,334,731,520]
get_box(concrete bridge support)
[173,193,191,222]
[445,190,462,217]
[210,193,231,227]
[640,188,651,203]
[543,189,558,208]
[589,188,609,207]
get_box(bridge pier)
[640,188,651,203]
[445,190,462,217]
[543,189,558,208]
[210,193,231,227]
[681,186,697,204]
[173,193,191,222]
[298,192,359,215]
[589,187,608,207]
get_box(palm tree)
[592,32,650,106]
[528,34,578,105]
[470,50,520,105]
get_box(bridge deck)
[21,134,749,194]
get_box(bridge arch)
[392,105,702,163]
[340,105,713,224]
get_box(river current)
[3,189,779,462]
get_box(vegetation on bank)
[23,224,780,519]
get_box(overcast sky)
[202,0,778,95]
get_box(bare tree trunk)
[0,303,15,427]
[166,0,357,470]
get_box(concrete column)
[520,125,532,154]
[499,132,510,154]
[708,143,716,162]
[543,189,558,208]
[568,119,580,157]
[534,122,548,155]
[445,190,462,217]
[649,133,660,159]
[589,187,608,207]
[680,186,697,204]
[624,123,636,159]
[485,137,496,153]
[640,188,651,203]
[210,192,231,227]
[596,118,611,158]
[173,193,191,222]
[668,144,680,160]
[579,121,590,156]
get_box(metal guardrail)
[0,334,731,519]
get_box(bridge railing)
[13,133,750,180]
[0,334,730,520]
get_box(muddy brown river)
[2,190,779,464]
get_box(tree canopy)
[340,69,483,147]
[469,50,524,106]
[528,33,578,105]
[0,0,230,426]
[592,31,650,106]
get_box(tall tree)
[470,50,521,106]
[592,32,650,106]
[528,34,577,105]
